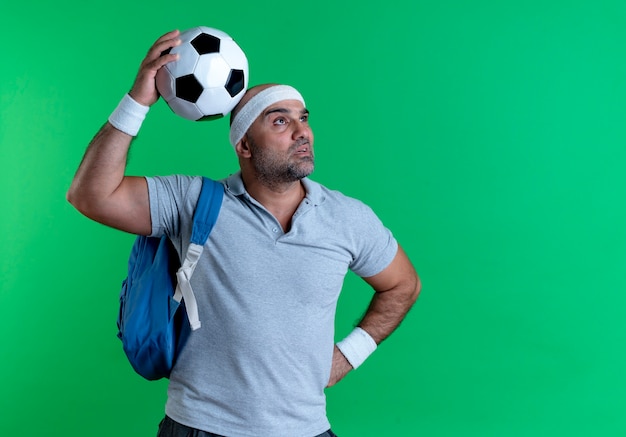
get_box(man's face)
[245,99,315,185]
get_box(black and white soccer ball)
[156,26,249,121]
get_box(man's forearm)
[67,121,134,214]
[331,272,419,381]
[358,278,420,344]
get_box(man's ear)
[236,135,252,158]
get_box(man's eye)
[274,118,286,125]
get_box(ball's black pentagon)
[175,74,203,103]
[191,33,220,55]
[225,69,245,97]
[198,113,224,122]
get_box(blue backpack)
[117,177,223,380]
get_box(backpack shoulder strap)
[174,177,224,330]
[191,177,224,246]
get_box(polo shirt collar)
[224,171,325,207]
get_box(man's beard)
[248,137,315,188]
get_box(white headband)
[229,85,306,147]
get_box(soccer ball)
[156,26,249,121]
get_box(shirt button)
[272,227,278,233]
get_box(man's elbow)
[404,273,421,307]
[66,183,78,208]
[66,183,88,214]
[412,275,422,303]
[66,182,101,221]
[389,271,421,309]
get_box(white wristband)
[108,93,150,136]
[336,327,377,369]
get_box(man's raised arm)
[66,30,181,235]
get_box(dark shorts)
[157,415,338,437]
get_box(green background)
[2,0,625,435]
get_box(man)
[67,29,420,437]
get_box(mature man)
[67,30,420,437]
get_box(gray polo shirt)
[147,172,398,437]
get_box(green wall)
[2,0,625,435]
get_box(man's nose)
[292,121,308,139]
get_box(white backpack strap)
[172,243,204,331]
[173,178,223,332]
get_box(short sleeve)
[348,202,398,278]
[146,175,203,238]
